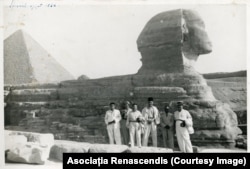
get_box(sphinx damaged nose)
[197,40,212,54]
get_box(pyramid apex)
[5,29,25,41]
[4,30,75,85]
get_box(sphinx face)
[182,9,212,55]
[136,9,212,73]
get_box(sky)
[3,1,247,79]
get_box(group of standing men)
[104,97,194,152]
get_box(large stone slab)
[5,130,54,147]
[49,140,92,161]
[126,146,173,153]
[199,148,246,153]
[6,142,49,164]
[5,134,27,151]
[89,144,129,153]
[5,130,54,160]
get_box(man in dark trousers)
[160,104,174,149]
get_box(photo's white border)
[0,0,249,168]
[247,1,249,154]
[1,0,4,168]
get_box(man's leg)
[183,133,193,153]
[129,123,136,147]
[136,124,142,147]
[114,126,122,145]
[107,125,114,144]
[121,120,129,145]
[176,129,185,152]
[161,128,167,148]
[167,129,174,150]
[142,124,150,146]
[125,128,130,145]
[151,124,157,147]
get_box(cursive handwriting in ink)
[9,0,57,10]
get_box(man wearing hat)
[104,102,122,144]
[142,97,160,147]
[174,101,193,153]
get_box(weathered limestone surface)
[5,130,54,147]
[49,140,91,161]
[5,135,27,151]
[89,144,129,153]
[5,130,54,164]
[5,130,54,163]
[6,142,49,164]
[137,9,211,74]
[4,9,242,148]
[126,146,173,153]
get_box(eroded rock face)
[137,9,212,74]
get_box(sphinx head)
[137,9,212,73]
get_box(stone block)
[49,140,92,161]
[89,144,128,153]
[126,146,173,153]
[6,142,49,164]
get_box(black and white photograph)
[1,0,249,168]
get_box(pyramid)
[4,30,75,85]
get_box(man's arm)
[142,108,148,121]
[154,107,160,124]
[185,110,193,127]
[104,111,109,125]
[115,110,121,122]
[126,112,130,128]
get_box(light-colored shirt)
[142,106,159,124]
[127,110,142,122]
[104,109,121,125]
[142,106,158,119]
[174,109,193,127]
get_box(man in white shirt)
[120,101,132,145]
[160,104,174,149]
[174,101,193,153]
[142,97,160,147]
[126,103,144,147]
[104,102,122,145]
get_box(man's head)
[109,102,116,110]
[164,105,170,114]
[147,97,154,107]
[177,101,183,112]
[132,103,138,111]
[124,101,130,109]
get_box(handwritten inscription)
[9,0,57,10]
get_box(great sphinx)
[5,9,241,147]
